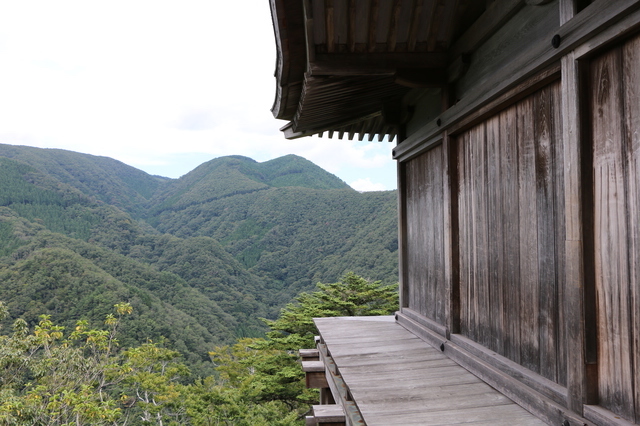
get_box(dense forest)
[0,274,398,425]
[0,144,398,379]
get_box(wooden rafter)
[427,0,446,51]
[407,0,423,51]
[326,0,335,52]
[309,51,447,76]
[368,0,380,52]
[387,0,403,51]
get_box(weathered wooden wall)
[404,146,446,324]
[589,32,640,423]
[455,81,567,386]
[396,2,640,423]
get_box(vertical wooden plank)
[518,94,540,373]
[486,114,504,353]
[404,148,446,322]
[432,146,446,324]
[473,123,490,347]
[534,85,559,383]
[411,157,424,314]
[405,160,413,310]
[500,105,521,365]
[591,46,634,421]
[622,34,640,423]
[562,47,595,412]
[559,0,594,410]
[458,132,471,337]
[444,131,461,335]
[551,81,568,388]
[423,151,434,318]
[398,160,409,309]
[476,123,491,347]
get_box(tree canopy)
[0,274,398,425]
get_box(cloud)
[350,178,389,192]
[0,0,398,190]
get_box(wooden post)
[442,130,460,337]
[560,0,598,415]
[397,159,409,310]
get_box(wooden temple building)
[270,0,640,424]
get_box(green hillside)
[0,144,398,375]
[0,144,166,217]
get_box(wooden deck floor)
[314,316,546,425]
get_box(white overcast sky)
[0,1,397,191]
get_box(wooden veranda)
[272,1,640,424]
[305,316,546,425]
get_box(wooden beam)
[397,313,590,425]
[347,0,356,52]
[367,0,379,52]
[447,53,471,83]
[302,361,329,388]
[394,65,560,162]
[394,0,640,161]
[309,52,447,76]
[299,348,320,361]
[394,68,447,88]
[560,3,585,417]
[281,121,317,139]
[387,0,402,52]
[407,0,422,51]
[448,0,525,60]
[312,405,346,424]
[583,405,639,426]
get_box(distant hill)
[0,144,166,217]
[0,143,398,374]
[148,154,350,214]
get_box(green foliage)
[0,272,397,425]
[0,304,132,425]
[0,145,399,381]
[149,184,398,301]
[263,272,399,350]
[0,144,164,217]
[0,227,229,377]
[206,273,398,422]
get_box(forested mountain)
[0,143,398,374]
[0,144,167,217]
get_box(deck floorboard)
[314,316,546,425]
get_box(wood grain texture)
[404,146,446,323]
[315,316,546,425]
[394,0,640,162]
[453,82,565,384]
[589,34,640,423]
[622,34,640,423]
[561,44,596,412]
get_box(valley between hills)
[0,143,398,375]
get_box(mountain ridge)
[0,143,398,375]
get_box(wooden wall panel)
[589,33,640,423]
[405,146,446,324]
[624,35,640,423]
[455,81,566,385]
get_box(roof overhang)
[270,0,487,141]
